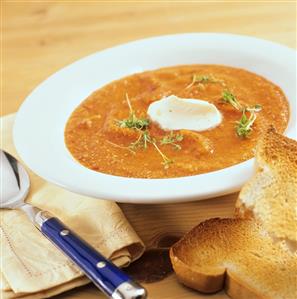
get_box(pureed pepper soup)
[65,65,289,178]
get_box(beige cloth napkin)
[0,114,145,298]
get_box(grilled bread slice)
[236,128,297,250]
[170,218,297,299]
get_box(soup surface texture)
[65,65,289,178]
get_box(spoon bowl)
[1,150,30,209]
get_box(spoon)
[0,150,147,299]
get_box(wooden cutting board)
[3,2,295,298]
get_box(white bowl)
[13,33,296,203]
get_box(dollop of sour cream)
[147,95,222,131]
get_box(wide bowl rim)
[13,32,297,203]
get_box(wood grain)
[55,194,238,299]
[2,1,296,116]
[2,1,296,299]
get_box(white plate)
[13,33,296,204]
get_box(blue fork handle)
[35,213,146,299]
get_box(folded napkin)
[0,115,145,298]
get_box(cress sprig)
[236,109,257,138]
[117,94,150,130]
[186,74,225,89]
[221,90,262,138]
[114,93,180,169]
[160,131,184,150]
[222,90,243,111]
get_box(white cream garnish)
[147,95,222,131]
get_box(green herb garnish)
[129,130,152,150]
[160,131,184,150]
[152,142,173,169]
[117,94,150,130]
[236,109,257,138]
[114,93,173,168]
[186,74,224,89]
[118,116,149,130]
[222,91,262,138]
[128,130,173,168]
[194,75,213,83]
[222,90,243,111]
[222,91,262,113]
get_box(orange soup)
[65,65,289,178]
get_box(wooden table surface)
[2,1,296,299]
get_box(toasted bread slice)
[170,218,297,299]
[236,128,297,250]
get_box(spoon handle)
[34,211,146,299]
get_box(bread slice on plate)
[236,127,297,250]
[170,218,297,299]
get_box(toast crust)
[169,249,225,293]
[170,218,297,299]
